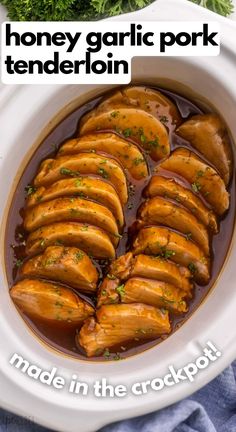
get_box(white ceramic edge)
[0,1,236,431]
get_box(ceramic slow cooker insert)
[0,1,236,431]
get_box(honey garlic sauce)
[5,86,235,361]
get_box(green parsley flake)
[191,182,202,193]
[188,262,197,274]
[74,178,83,187]
[98,168,109,179]
[107,274,116,280]
[110,111,120,118]
[196,170,204,178]
[74,251,84,263]
[159,115,168,124]
[148,137,159,148]
[103,348,110,359]
[25,185,37,196]
[116,284,125,298]
[60,167,80,177]
[123,128,133,137]
[133,157,145,166]
[113,353,121,361]
[15,259,23,268]
[163,249,176,259]
[81,225,89,231]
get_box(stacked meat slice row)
[78,90,232,357]
[11,124,152,324]
[10,86,232,359]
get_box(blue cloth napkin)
[0,361,235,432]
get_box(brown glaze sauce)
[5,86,235,361]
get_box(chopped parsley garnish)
[148,137,159,148]
[25,185,37,196]
[55,301,64,307]
[107,273,116,280]
[186,232,192,240]
[116,284,125,298]
[175,195,181,203]
[123,128,133,137]
[163,249,176,259]
[128,183,136,196]
[99,159,107,165]
[81,225,89,231]
[74,178,83,187]
[140,133,147,143]
[103,348,110,359]
[77,192,86,198]
[44,258,57,266]
[60,167,80,177]
[15,259,23,268]
[188,262,197,274]
[74,251,84,263]
[196,170,204,178]
[98,168,109,179]
[191,182,202,193]
[156,247,176,260]
[133,157,145,166]
[113,353,121,361]
[110,111,120,118]
[159,115,168,124]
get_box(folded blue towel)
[0,361,235,432]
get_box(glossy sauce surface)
[5,86,235,361]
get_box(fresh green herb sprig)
[0,0,151,21]
[0,0,79,20]
[189,0,234,17]
[1,0,233,22]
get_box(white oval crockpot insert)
[0,1,236,431]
